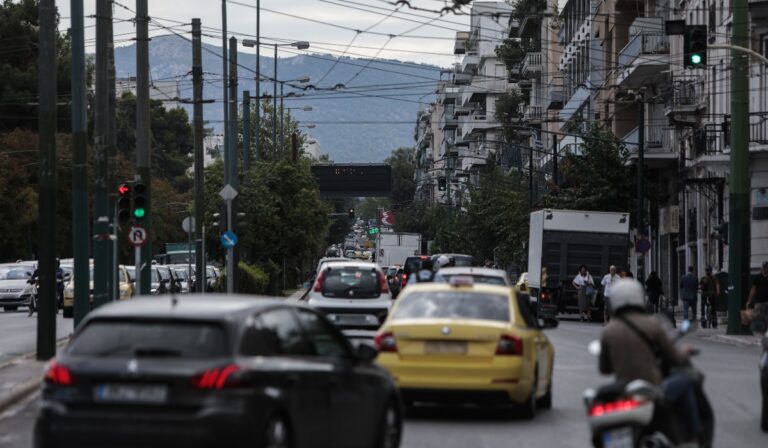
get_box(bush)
[236,262,270,295]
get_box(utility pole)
[136,0,152,295]
[107,16,117,302]
[93,0,111,308]
[552,135,558,192]
[221,0,229,177]
[243,91,251,172]
[291,131,298,164]
[273,44,278,161]
[529,144,534,208]
[637,96,645,282]
[727,0,752,334]
[255,0,261,162]
[192,18,205,293]
[37,0,57,361]
[280,82,284,157]
[70,0,90,327]
[228,37,240,290]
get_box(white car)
[314,257,351,274]
[307,261,393,329]
[433,266,513,286]
[0,263,37,311]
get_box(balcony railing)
[670,76,705,109]
[521,52,543,77]
[524,105,542,122]
[618,32,669,67]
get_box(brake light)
[540,291,549,302]
[378,272,389,294]
[374,332,398,353]
[191,364,240,389]
[45,361,73,386]
[313,271,326,293]
[495,335,523,356]
[589,399,643,417]
[401,273,407,286]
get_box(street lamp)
[241,40,310,161]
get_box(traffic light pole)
[192,19,205,293]
[727,0,752,334]
[136,0,152,295]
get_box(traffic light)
[348,208,354,219]
[684,25,707,67]
[236,212,247,229]
[117,182,132,224]
[133,181,147,221]
[712,221,728,244]
[438,177,447,191]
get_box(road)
[0,320,765,447]
[0,310,73,364]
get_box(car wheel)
[377,399,402,448]
[517,373,538,420]
[62,307,73,318]
[537,379,552,410]
[3,306,17,312]
[263,414,291,448]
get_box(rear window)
[439,274,507,286]
[322,267,381,299]
[392,291,511,323]
[68,320,228,358]
[404,257,427,275]
[453,256,474,267]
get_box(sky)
[56,0,476,68]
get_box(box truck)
[376,232,421,268]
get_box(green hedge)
[236,262,270,295]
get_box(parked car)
[0,263,37,312]
[62,265,132,318]
[171,265,192,293]
[35,296,403,448]
[308,261,394,329]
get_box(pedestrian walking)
[645,271,663,313]
[601,265,618,322]
[745,261,768,333]
[573,264,596,322]
[699,267,719,328]
[680,266,699,322]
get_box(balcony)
[461,53,480,74]
[517,0,544,38]
[454,31,470,55]
[665,76,706,119]
[623,125,677,168]
[439,109,458,130]
[521,52,543,78]
[750,0,768,22]
[616,32,669,88]
[547,87,563,110]
[524,105,542,124]
[464,110,490,136]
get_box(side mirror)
[538,317,559,329]
[355,342,379,363]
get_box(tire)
[537,379,552,410]
[377,399,402,448]
[3,306,18,312]
[62,307,73,318]
[263,414,291,448]
[517,374,538,419]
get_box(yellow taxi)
[62,265,134,318]
[374,276,556,418]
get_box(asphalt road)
[0,320,765,447]
[0,310,72,364]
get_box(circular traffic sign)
[129,225,148,247]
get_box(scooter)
[583,320,714,448]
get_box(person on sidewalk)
[680,266,699,323]
[746,261,768,333]
[601,265,618,322]
[573,264,596,322]
[699,267,720,328]
[645,271,663,313]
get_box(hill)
[114,35,440,162]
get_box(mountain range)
[113,35,440,162]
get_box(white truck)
[527,209,630,321]
[376,232,421,268]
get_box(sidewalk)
[285,288,309,302]
[0,339,69,414]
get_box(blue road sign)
[220,231,238,249]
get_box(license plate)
[333,314,369,325]
[94,384,168,404]
[425,340,468,355]
[602,427,633,448]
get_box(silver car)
[0,264,37,311]
[433,266,513,286]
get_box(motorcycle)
[583,320,714,448]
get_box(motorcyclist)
[407,258,436,285]
[28,260,63,316]
[599,278,703,443]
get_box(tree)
[385,147,416,206]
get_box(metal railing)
[522,52,543,76]
[524,105,542,121]
[618,32,669,67]
[670,76,705,108]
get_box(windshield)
[151,269,161,283]
[322,267,381,299]
[68,320,228,358]
[173,269,189,280]
[0,266,33,280]
[436,274,507,286]
[392,291,511,323]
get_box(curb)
[706,334,762,348]
[0,377,42,415]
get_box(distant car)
[434,267,513,286]
[171,266,192,293]
[35,296,403,448]
[315,257,351,274]
[431,254,475,268]
[375,277,556,418]
[63,265,132,318]
[0,263,36,312]
[402,255,431,286]
[308,261,394,329]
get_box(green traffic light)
[690,53,702,65]
[133,208,146,219]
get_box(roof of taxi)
[83,294,297,323]
[400,282,516,296]
[436,267,509,278]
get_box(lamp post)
[241,40,309,161]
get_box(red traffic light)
[118,183,130,196]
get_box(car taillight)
[45,361,73,386]
[313,271,326,293]
[496,335,523,356]
[190,364,240,389]
[374,332,398,353]
[401,273,407,286]
[378,272,389,294]
[589,399,643,417]
[540,291,549,302]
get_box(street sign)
[220,231,238,249]
[128,225,148,247]
[367,227,380,235]
[182,216,195,233]
[219,184,238,201]
[635,237,651,254]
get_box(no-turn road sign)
[129,225,148,247]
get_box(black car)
[36,295,403,448]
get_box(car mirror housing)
[355,343,379,363]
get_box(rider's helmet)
[434,255,451,271]
[608,278,646,315]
